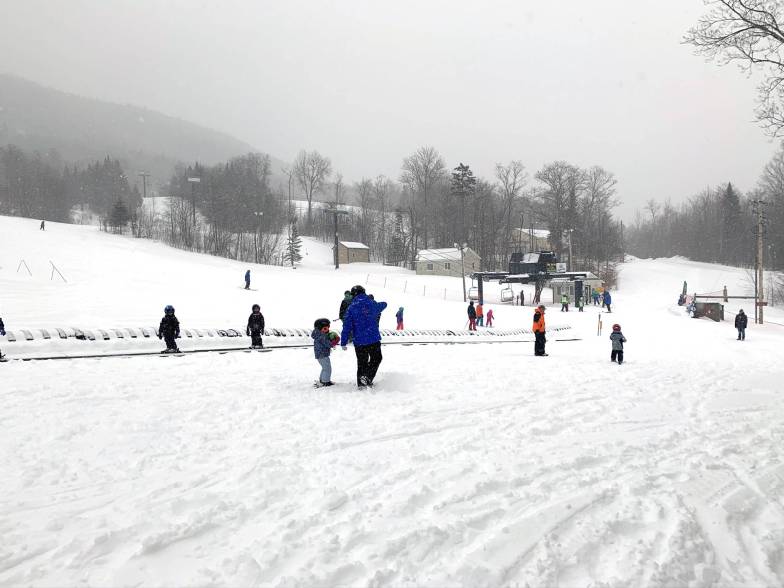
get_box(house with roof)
[337,241,370,264]
[415,247,481,277]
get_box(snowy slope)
[2,216,784,587]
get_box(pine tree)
[720,182,741,264]
[283,221,303,266]
[109,199,130,233]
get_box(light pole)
[253,211,264,263]
[455,242,467,302]
[566,228,574,272]
[187,176,200,225]
[138,171,151,226]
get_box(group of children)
[156,303,266,354]
[466,301,494,330]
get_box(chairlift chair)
[468,286,480,301]
[500,286,514,302]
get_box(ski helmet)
[314,318,330,330]
[612,324,621,331]
[252,304,260,312]
[164,305,175,314]
[350,284,366,297]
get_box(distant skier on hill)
[158,305,180,353]
[735,309,747,341]
[247,304,265,349]
[0,316,6,360]
[244,269,251,290]
[40,220,45,231]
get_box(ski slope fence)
[0,325,574,360]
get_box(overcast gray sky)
[1,0,779,219]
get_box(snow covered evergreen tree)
[283,221,303,266]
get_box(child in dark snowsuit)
[247,304,265,348]
[609,323,626,364]
[244,269,251,290]
[158,305,180,352]
[312,318,337,387]
[735,309,747,340]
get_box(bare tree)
[685,0,784,135]
[293,150,332,232]
[495,161,527,265]
[400,146,446,249]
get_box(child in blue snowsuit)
[312,318,336,387]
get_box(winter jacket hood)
[340,294,387,346]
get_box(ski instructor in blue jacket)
[340,285,387,387]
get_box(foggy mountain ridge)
[0,73,288,188]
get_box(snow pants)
[477,316,484,326]
[163,334,177,350]
[354,342,382,386]
[561,303,569,312]
[244,281,250,290]
[611,349,624,364]
[737,328,746,341]
[249,330,263,348]
[468,318,476,331]
[534,331,546,356]
[317,357,332,383]
[396,321,404,330]
[486,317,493,327]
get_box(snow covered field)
[2,216,784,586]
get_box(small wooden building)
[338,241,370,264]
[549,273,603,304]
[415,247,481,277]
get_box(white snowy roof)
[339,241,369,249]
[416,247,480,262]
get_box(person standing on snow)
[467,300,477,331]
[338,290,353,321]
[40,220,45,231]
[476,302,484,326]
[247,304,265,348]
[244,269,251,290]
[158,305,180,353]
[340,285,387,387]
[312,318,336,387]
[560,293,569,312]
[533,304,547,356]
[603,290,613,313]
[396,307,404,330]
[577,296,585,312]
[609,323,627,364]
[486,308,494,327]
[593,290,600,305]
[0,316,6,360]
[735,309,748,340]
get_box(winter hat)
[164,305,175,314]
[314,318,330,330]
[612,324,621,331]
[350,285,366,296]
[537,304,546,310]
[252,304,260,311]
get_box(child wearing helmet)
[312,318,336,387]
[609,323,626,365]
[159,305,180,353]
[247,304,265,349]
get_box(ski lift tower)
[324,204,349,270]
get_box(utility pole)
[566,228,574,272]
[752,199,767,324]
[187,176,200,226]
[324,204,349,270]
[138,172,151,231]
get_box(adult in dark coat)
[338,291,353,321]
[735,309,748,341]
[467,301,477,331]
[340,285,387,387]
[247,304,265,348]
[244,269,251,290]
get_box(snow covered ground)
[2,215,784,586]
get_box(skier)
[609,323,626,364]
[396,307,404,330]
[312,318,336,387]
[467,300,477,331]
[560,293,569,312]
[533,304,547,356]
[735,309,748,341]
[520,289,525,306]
[603,290,613,313]
[577,296,585,312]
[0,316,5,361]
[244,269,251,290]
[158,305,181,352]
[476,302,484,327]
[340,285,387,388]
[247,304,265,348]
[593,290,600,305]
[40,220,45,231]
[338,290,353,321]
[486,308,494,327]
